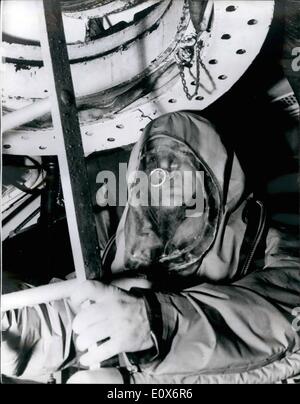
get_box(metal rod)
[39,0,102,281]
[2,98,51,133]
[1,279,80,312]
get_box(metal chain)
[178,40,202,100]
[173,0,192,45]
[174,0,214,100]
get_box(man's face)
[141,138,202,208]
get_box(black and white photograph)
[1,0,300,387]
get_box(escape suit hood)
[112,111,253,286]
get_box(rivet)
[116,124,124,129]
[196,96,204,101]
[218,75,228,80]
[209,59,218,65]
[248,19,258,25]
[3,144,11,149]
[221,34,231,40]
[107,137,115,142]
[39,145,47,150]
[226,5,237,12]
[236,49,246,55]
[168,98,177,103]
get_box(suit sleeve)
[1,291,77,378]
[132,227,300,383]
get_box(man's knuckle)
[89,280,99,291]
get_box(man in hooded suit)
[2,112,300,384]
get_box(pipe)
[2,98,51,133]
[1,279,80,312]
[1,277,153,312]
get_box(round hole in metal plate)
[209,59,218,65]
[221,34,231,40]
[236,49,246,55]
[196,96,204,101]
[226,5,237,12]
[3,144,11,149]
[218,75,228,80]
[168,98,177,103]
[116,124,124,129]
[248,19,258,25]
[191,81,196,86]
[107,137,115,142]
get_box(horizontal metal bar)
[1,279,80,312]
[2,99,51,133]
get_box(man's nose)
[159,156,178,171]
[159,157,170,170]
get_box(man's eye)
[180,150,190,157]
[147,155,156,164]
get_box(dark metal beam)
[39,0,102,280]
